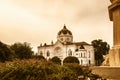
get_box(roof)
[58,25,72,35]
[73,42,90,46]
[65,41,90,45]
[38,41,91,48]
[38,44,53,48]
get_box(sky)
[0,0,112,53]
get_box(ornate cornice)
[109,1,120,21]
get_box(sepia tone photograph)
[0,0,120,80]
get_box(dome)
[58,25,72,35]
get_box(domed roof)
[58,25,72,35]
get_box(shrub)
[32,55,46,60]
[50,56,61,65]
[0,59,57,80]
[63,56,79,64]
[0,59,101,80]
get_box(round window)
[61,38,63,41]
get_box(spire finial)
[63,24,66,29]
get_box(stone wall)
[91,66,120,80]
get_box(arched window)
[89,52,90,58]
[84,53,85,57]
[47,51,50,57]
[81,53,82,57]
[81,60,83,65]
[40,51,43,56]
[89,60,91,65]
[68,49,72,56]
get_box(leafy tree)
[0,42,14,62]
[63,56,79,64]
[0,41,15,62]
[50,56,61,65]
[10,42,33,59]
[91,39,110,66]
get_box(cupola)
[57,24,73,44]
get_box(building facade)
[37,25,95,66]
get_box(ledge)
[108,1,120,21]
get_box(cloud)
[12,0,111,25]
[0,0,113,52]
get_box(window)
[61,38,63,41]
[81,60,83,65]
[68,49,72,56]
[66,38,69,41]
[54,47,62,54]
[75,53,79,57]
[75,48,78,52]
[89,51,90,58]
[81,53,82,57]
[84,53,85,57]
[89,60,91,64]
[47,51,50,57]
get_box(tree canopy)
[91,39,110,65]
[50,56,61,65]
[63,56,79,64]
[0,41,14,62]
[10,42,33,59]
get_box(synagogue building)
[37,25,95,66]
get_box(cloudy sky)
[0,0,112,52]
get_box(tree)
[10,42,33,59]
[63,56,79,64]
[0,41,14,62]
[50,56,61,65]
[91,39,110,66]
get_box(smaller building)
[37,25,95,66]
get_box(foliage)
[10,42,33,59]
[32,55,46,60]
[91,39,110,66]
[50,56,61,65]
[0,59,101,80]
[63,56,79,64]
[0,41,15,62]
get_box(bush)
[50,56,61,65]
[0,59,100,80]
[63,56,79,64]
[32,55,46,60]
[0,59,57,80]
